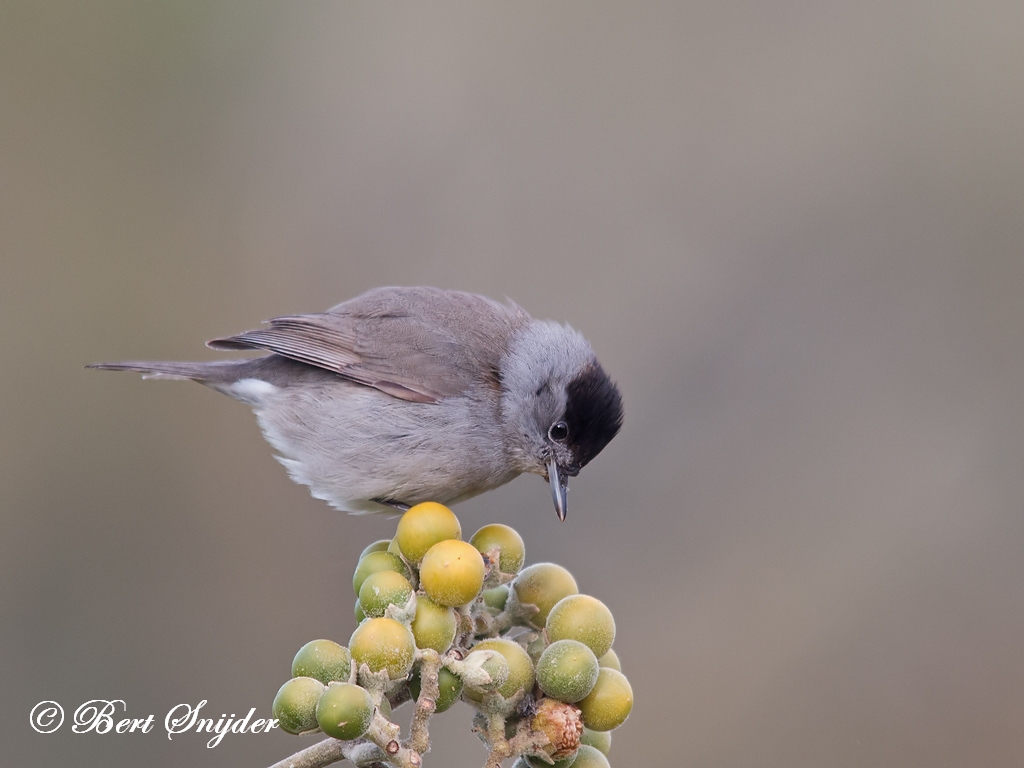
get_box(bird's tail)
[86,359,248,382]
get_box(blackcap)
[90,286,623,520]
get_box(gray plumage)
[90,286,623,519]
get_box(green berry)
[462,648,510,691]
[272,677,325,735]
[395,502,462,564]
[349,618,416,681]
[315,682,373,741]
[580,728,611,755]
[536,639,599,703]
[565,745,610,768]
[546,595,616,659]
[409,665,464,713]
[436,668,464,713]
[353,552,409,596]
[463,638,535,702]
[482,584,510,612]
[512,563,578,628]
[358,570,413,618]
[291,639,352,685]
[525,632,548,665]
[354,601,366,624]
[597,649,621,672]
[359,539,392,559]
[410,595,458,653]
[420,539,485,607]
[577,668,633,731]
[470,523,526,575]
[526,754,578,768]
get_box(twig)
[365,711,422,768]
[266,736,387,768]
[406,650,440,754]
[482,712,510,768]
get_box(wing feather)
[207,287,528,403]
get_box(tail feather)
[86,360,248,382]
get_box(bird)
[89,286,623,520]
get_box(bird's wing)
[207,286,529,403]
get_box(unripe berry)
[272,677,324,735]
[470,523,526,575]
[396,502,462,564]
[291,639,352,685]
[463,638,535,702]
[512,563,578,628]
[359,539,391,559]
[536,639,600,704]
[353,552,409,596]
[349,617,416,681]
[358,570,413,618]
[580,728,611,755]
[577,668,633,731]
[420,539,485,607]
[526,754,578,768]
[565,745,610,768]
[546,595,616,659]
[315,682,374,741]
[410,595,458,653]
[482,584,510,612]
[461,648,510,691]
[409,665,463,714]
[597,649,621,672]
[525,632,549,665]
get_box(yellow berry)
[410,595,458,653]
[546,595,616,658]
[349,618,416,681]
[470,523,526,574]
[395,502,462,564]
[512,563,578,628]
[577,668,632,731]
[420,539,485,607]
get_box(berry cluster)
[270,502,631,768]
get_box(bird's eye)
[548,421,569,442]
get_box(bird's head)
[499,321,623,521]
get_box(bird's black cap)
[563,361,623,473]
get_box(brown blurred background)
[3,2,1023,766]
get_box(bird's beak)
[547,459,569,522]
